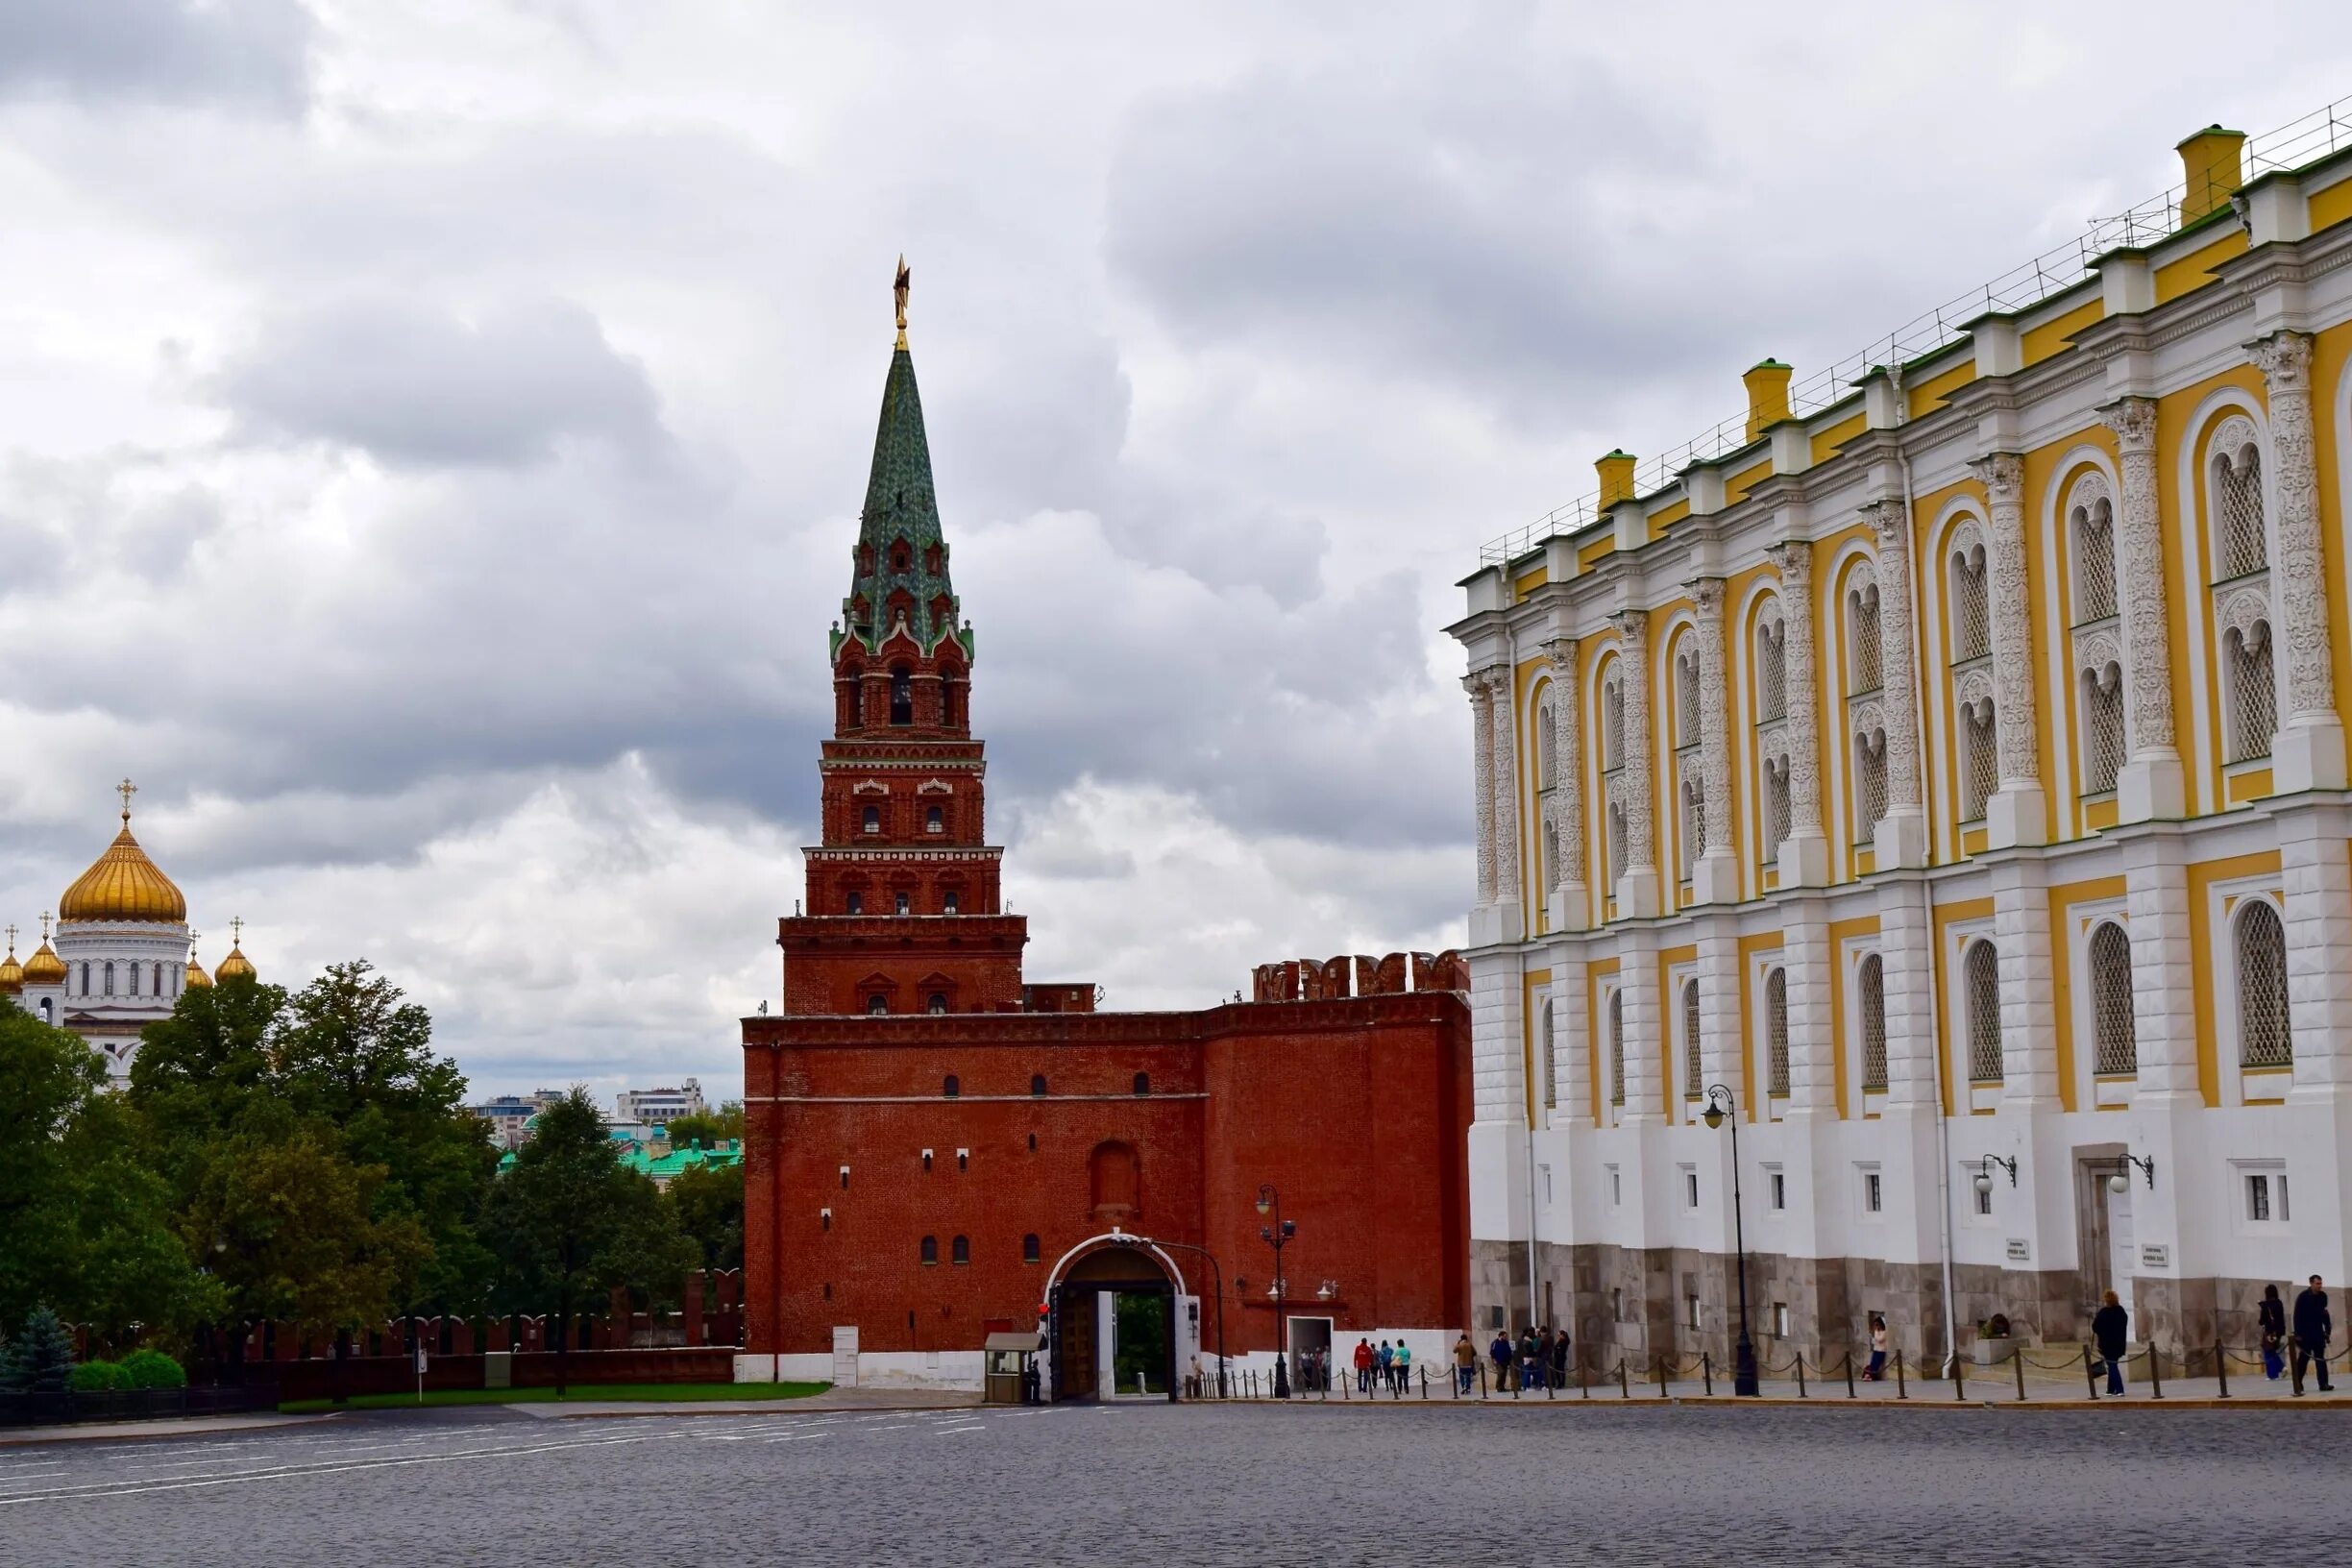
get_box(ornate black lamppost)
[1700,1085,1759,1397]
[1256,1184,1295,1398]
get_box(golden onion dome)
[59,786,187,924]
[184,959,213,991]
[0,934,22,995]
[22,941,67,988]
[215,944,256,982]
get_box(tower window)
[895,892,912,916]
[950,1236,969,1265]
[845,892,863,915]
[862,805,881,834]
[1022,1234,1041,1264]
[1132,1072,1150,1096]
[928,993,948,1015]
[890,666,913,725]
[1031,1073,1047,1097]
[919,1236,938,1265]
[103,962,115,997]
[925,805,944,834]
[867,994,888,1016]
[128,965,139,997]
[942,679,959,727]
[892,541,911,573]
[943,891,960,915]
[943,1074,960,1097]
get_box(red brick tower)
[779,274,1029,1016]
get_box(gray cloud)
[0,0,312,111]
[208,295,669,467]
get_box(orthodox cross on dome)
[189,928,201,951]
[230,916,244,946]
[894,255,911,347]
[40,911,52,942]
[118,777,137,822]
[4,923,14,954]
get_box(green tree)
[664,1161,744,1271]
[1,1000,221,1342]
[6,1306,78,1392]
[481,1089,695,1392]
[663,1100,744,1146]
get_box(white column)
[1780,895,1835,1116]
[1695,911,1740,1120]
[1616,921,1662,1127]
[1969,453,2046,848]
[2279,801,2352,1093]
[1611,609,1659,919]
[1490,667,1522,907]
[1767,539,1829,885]
[1469,953,1527,1124]
[1989,855,2059,1109]
[1876,877,1937,1110]
[1864,499,1929,869]
[1543,637,1588,931]
[1548,947,1591,1131]
[2098,397,2186,821]
[1466,674,1497,905]
[1687,580,1739,905]
[2122,831,2198,1102]
[2251,330,2346,792]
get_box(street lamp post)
[1700,1085,1760,1397]
[1255,1184,1295,1398]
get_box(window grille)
[1855,728,1887,842]
[1537,705,1556,789]
[1951,547,1990,662]
[1765,968,1790,1097]
[2072,499,2118,623]
[2227,623,2276,762]
[1963,700,1997,821]
[1762,754,1792,858]
[1541,1001,1557,1109]
[1674,653,1698,745]
[2088,922,2137,1076]
[1679,781,1703,879]
[1606,802,1628,887]
[1603,678,1627,772]
[2081,663,2125,794]
[2236,899,2291,1068]
[1849,585,1881,693]
[1542,822,1558,892]
[1858,953,1887,1092]
[2215,447,2267,580]
[1681,980,1701,1099]
[1755,618,1787,722]
[1608,992,1626,1106]
[1965,941,2003,1083]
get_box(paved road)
[2,1401,2346,1565]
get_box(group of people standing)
[1461,1325,1571,1392]
[1345,1336,1414,1393]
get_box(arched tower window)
[2236,899,2291,1068]
[1030,1073,1047,1097]
[951,1236,969,1265]
[2088,921,2137,1076]
[919,1236,939,1265]
[862,804,881,834]
[941,673,961,727]
[889,665,913,725]
[127,964,139,997]
[928,992,948,1015]
[1857,953,1887,1092]
[1132,1072,1150,1096]
[1022,1234,1041,1264]
[925,805,944,834]
[1764,967,1790,1098]
[867,993,888,1016]
[155,962,167,996]
[1964,940,2003,1084]
[103,962,115,997]
[1680,978,1701,1102]
[943,1074,959,1097]
[79,963,89,993]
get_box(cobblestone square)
[5,1402,2348,1566]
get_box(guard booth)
[983,1333,1040,1405]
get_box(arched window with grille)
[1847,574,1882,695]
[1950,536,1990,663]
[1605,801,1628,890]
[1601,673,1627,773]
[1761,754,1791,862]
[2212,431,2267,581]
[1754,611,1787,722]
[1964,940,2003,1084]
[2236,898,2291,1068]
[1857,953,1887,1092]
[2080,661,2126,795]
[1536,701,1556,790]
[1678,779,1703,880]
[1680,979,1701,1102]
[127,964,139,997]
[1764,967,1790,1098]
[889,665,914,725]
[1854,723,1888,844]
[1542,821,1559,892]
[2070,481,2119,625]
[2222,616,2276,763]
[2088,921,2137,1076]
[1961,694,1997,822]
[1607,990,1625,1107]
[1673,649,1699,745]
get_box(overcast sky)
[2,2,2344,1105]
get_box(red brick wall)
[742,992,1470,1360]
[778,913,1028,1016]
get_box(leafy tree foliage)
[665,1160,745,1272]
[6,1306,77,1392]
[482,1090,696,1372]
[663,1100,745,1147]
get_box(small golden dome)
[59,785,186,924]
[0,931,22,995]
[22,943,66,988]
[215,945,255,982]
[184,959,213,991]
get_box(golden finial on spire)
[118,776,137,822]
[894,255,911,350]
[230,916,244,946]
[4,923,15,954]
[40,911,53,943]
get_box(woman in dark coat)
[2259,1285,2289,1381]
[2092,1290,2129,1396]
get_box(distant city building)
[497,1126,743,1188]
[1,779,257,1083]
[469,1090,568,1150]
[617,1078,708,1127]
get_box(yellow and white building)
[1449,110,2352,1370]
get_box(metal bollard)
[2216,1339,2229,1400]
[1795,1352,1806,1400]
[1953,1346,1966,1402]
[1703,1352,1713,1397]
[1844,1351,1856,1400]
[1579,1356,1590,1400]
[2148,1342,2163,1400]
[1618,1360,1630,1400]
[2083,1345,2099,1400]
[1656,1355,1669,1398]
[1895,1348,1907,1400]
[2014,1342,2026,1402]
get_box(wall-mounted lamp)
[1972,1155,2018,1195]
[2108,1153,2155,1193]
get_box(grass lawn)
[279,1382,827,1413]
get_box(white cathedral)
[0,781,256,1082]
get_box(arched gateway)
[1041,1235,1193,1403]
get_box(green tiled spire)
[836,339,972,660]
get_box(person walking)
[1864,1314,1890,1382]
[1518,1328,1540,1390]
[1490,1328,1515,1393]
[1376,1339,1394,1393]
[1454,1331,1478,1395]
[1392,1339,1411,1393]
[2291,1275,2334,1395]
[1550,1325,1571,1389]
[2092,1290,2129,1397]
[2259,1285,2289,1382]
[1353,1336,1375,1395]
